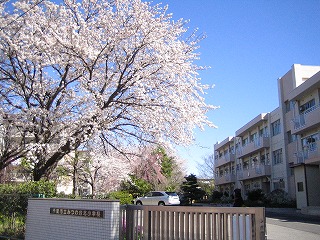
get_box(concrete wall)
[292,64,320,88]
[294,165,307,209]
[269,108,288,192]
[25,199,120,240]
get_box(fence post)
[254,207,266,240]
[126,206,134,240]
[119,206,124,240]
[143,206,150,240]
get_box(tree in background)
[197,179,215,201]
[0,118,29,170]
[54,137,138,197]
[133,147,165,189]
[55,150,88,196]
[197,154,215,180]
[132,146,185,193]
[120,174,153,198]
[0,157,33,183]
[158,147,186,192]
[0,0,216,180]
[180,174,205,205]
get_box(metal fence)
[120,205,266,240]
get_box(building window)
[302,133,319,151]
[242,137,249,146]
[244,184,251,194]
[253,181,261,189]
[279,179,285,188]
[299,99,315,114]
[297,182,304,192]
[290,168,294,176]
[243,161,249,169]
[273,179,285,190]
[285,101,293,113]
[250,132,258,142]
[287,131,297,143]
[271,119,281,136]
[230,146,235,154]
[259,126,269,137]
[236,163,242,171]
[273,148,283,165]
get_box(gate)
[120,205,266,240]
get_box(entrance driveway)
[266,208,320,240]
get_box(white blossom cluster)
[0,0,217,177]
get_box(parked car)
[134,191,180,206]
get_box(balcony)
[293,142,320,165]
[236,136,270,158]
[215,152,235,168]
[291,105,320,134]
[214,173,236,186]
[236,164,271,181]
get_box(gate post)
[143,206,151,239]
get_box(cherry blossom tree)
[131,145,185,191]
[133,147,166,188]
[0,117,29,170]
[0,0,217,180]
[77,141,136,196]
[56,139,137,196]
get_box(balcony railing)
[236,164,271,181]
[236,136,270,158]
[294,142,320,165]
[292,104,320,134]
[215,152,235,167]
[215,173,236,185]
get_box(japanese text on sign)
[50,208,104,218]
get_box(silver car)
[134,191,180,206]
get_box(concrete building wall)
[278,64,320,206]
[269,108,288,193]
[294,165,307,209]
[214,64,320,207]
[292,64,320,88]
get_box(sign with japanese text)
[50,208,104,218]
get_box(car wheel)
[136,201,142,205]
[158,202,165,206]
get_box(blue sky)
[158,0,320,175]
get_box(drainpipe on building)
[304,164,309,206]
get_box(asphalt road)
[266,210,320,240]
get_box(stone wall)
[25,198,120,240]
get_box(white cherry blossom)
[0,0,217,180]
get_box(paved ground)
[266,208,320,240]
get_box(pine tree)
[180,174,205,205]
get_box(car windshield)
[165,192,178,196]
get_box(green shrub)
[120,175,153,198]
[107,191,134,205]
[211,190,223,202]
[247,189,264,202]
[0,180,57,239]
[265,189,296,208]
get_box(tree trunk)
[72,166,77,196]
[32,142,74,181]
